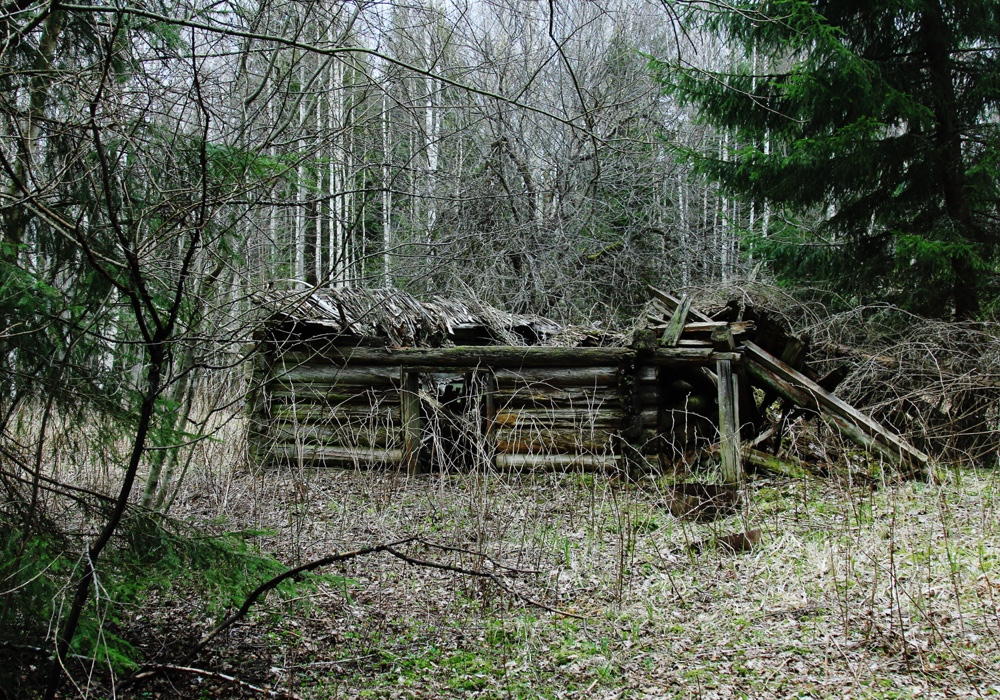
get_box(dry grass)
[123,418,1000,699]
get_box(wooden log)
[744,342,928,475]
[492,386,609,408]
[267,445,404,466]
[272,404,401,424]
[494,453,620,471]
[400,371,425,475]
[273,365,400,384]
[493,367,620,388]
[494,428,616,454]
[744,448,815,480]
[650,348,741,366]
[286,345,635,369]
[267,384,400,404]
[493,408,626,429]
[716,358,742,484]
[660,294,692,347]
[682,321,754,336]
[711,327,736,352]
[269,424,395,448]
[646,285,714,323]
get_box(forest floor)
[104,453,1000,700]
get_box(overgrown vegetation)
[2,0,999,697]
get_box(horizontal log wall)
[251,341,738,472]
[253,350,406,466]
[492,366,622,458]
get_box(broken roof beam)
[296,345,739,369]
[743,342,928,477]
[647,285,715,323]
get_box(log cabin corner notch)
[248,286,928,481]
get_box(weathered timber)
[646,285,714,323]
[272,365,400,384]
[266,385,399,404]
[268,445,404,465]
[493,408,626,430]
[650,348,740,365]
[494,453,620,471]
[271,405,402,425]
[401,372,424,475]
[683,321,754,336]
[285,345,634,368]
[716,358,742,483]
[744,448,815,480]
[492,366,619,388]
[744,342,928,474]
[661,295,692,347]
[270,424,395,448]
[494,429,616,454]
[492,386,608,407]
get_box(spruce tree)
[654,0,1000,319]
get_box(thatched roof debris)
[256,287,570,348]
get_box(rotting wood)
[270,425,395,448]
[269,445,404,465]
[744,342,928,475]
[494,453,620,471]
[716,358,742,484]
[401,371,424,475]
[306,345,634,368]
[660,294,692,347]
[494,429,616,454]
[273,365,400,384]
[254,287,928,479]
[493,367,619,387]
[493,409,626,429]
[646,285,714,323]
[744,448,816,480]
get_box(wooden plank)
[267,384,399,403]
[716,359,742,484]
[492,385,608,408]
[646,285,714,322]
[682,321,754,336]
[743,342,928,474]
[650,349,741,366]
[400,371,425,475]
[660,294,692,347]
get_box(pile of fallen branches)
[686,282,999,469]
[806,306,1000,468]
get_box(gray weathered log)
[744,342,928,475]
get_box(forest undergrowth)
[8,425,998,700]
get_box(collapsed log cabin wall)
[249,288,928,481]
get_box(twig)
[188,537,418,659]
[131,663,299,699]
[384,545,587,620]
[417,539,543,574]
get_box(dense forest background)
[1,0,998,697]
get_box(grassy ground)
[124,455,1000,699]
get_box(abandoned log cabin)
[249,287,928,480]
